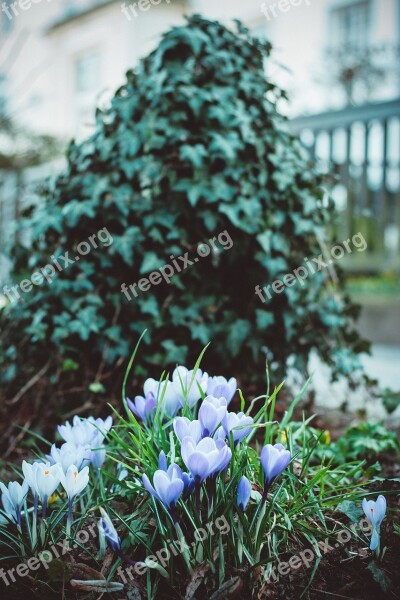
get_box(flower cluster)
[127,366,236,421]
[0,416,112,528]
[129,367,293,527]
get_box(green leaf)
[88,382,106,394]
[336,500,363,523]
[367,561,392,593]
[62,359,79,372]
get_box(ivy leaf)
[367,561,392,593]
[336,500,363,523]
[227,320,251,357]
[256,310,275,329]
[88,382,106,394]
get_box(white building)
[1,0,399,140]
[0,0,186,140]
[0,0,399,280]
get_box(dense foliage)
[0,16,368,404]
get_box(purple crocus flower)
[213,426,227,441]
[158,451,168,471]
[198,396,228,437]
[207,376,237,405]
[222,412,253,445]
[142,464,184,521]
[181,437,231,484]
[99,508,121,553]
[237,476,252,512]
[127,392,156,424]
[260,443,291,501]
[362,495,387,550]
[181,472,195,495]
[173,417,202,444]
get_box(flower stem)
[66,499,74,538]
[32,495,38,548]
[195,479,201,514]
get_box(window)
[75,52,101,93]
[331,1,371,49]
[73,51,101,140]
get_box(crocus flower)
[172,366,209,408]
[57,463,89,530]
[362,495,387,551]
[89,447,107,471]
[118,468,129,482]
[22,460,40,499]
[143,378,181,418]
[156,454,193,495]
[158,451,168,471]
[22,461,60,518]
[237,476,252,512]
[127,392,156,424]
[181,437,231,484]
[260,443,291,500]
[58,416,95,446]
[58,416,111,471]
[222,412,253,444]
[0,480,29,526]
[214,426,227,441]
[207,376,237,405]
[181,472,195,495]
[58,416,112,447]
[173,417,202,444]
[47,443,86,473]
[58,464,90,503]
[99,508,121,552]
[198,396,228,437]
[142,464,184,521]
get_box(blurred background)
[0,0,399,415]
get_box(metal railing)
[291,99,400,272]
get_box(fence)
[291,98,400,272]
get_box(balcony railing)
[290,99,400,272]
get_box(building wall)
[193,0,400,115]
[1,0,398,139]
[0,0,187,140]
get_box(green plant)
[1,349,383,598]
[331,422,400,463]
[0,16,369,407]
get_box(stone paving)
[309,345,400,423]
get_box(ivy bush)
[0,16,368,404]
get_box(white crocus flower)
[22,461,40,498]
[58,464,90,502]
[48,443,86,474]
[35,463,61,503]
[0,480,29,525]
[57,464,90,534]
